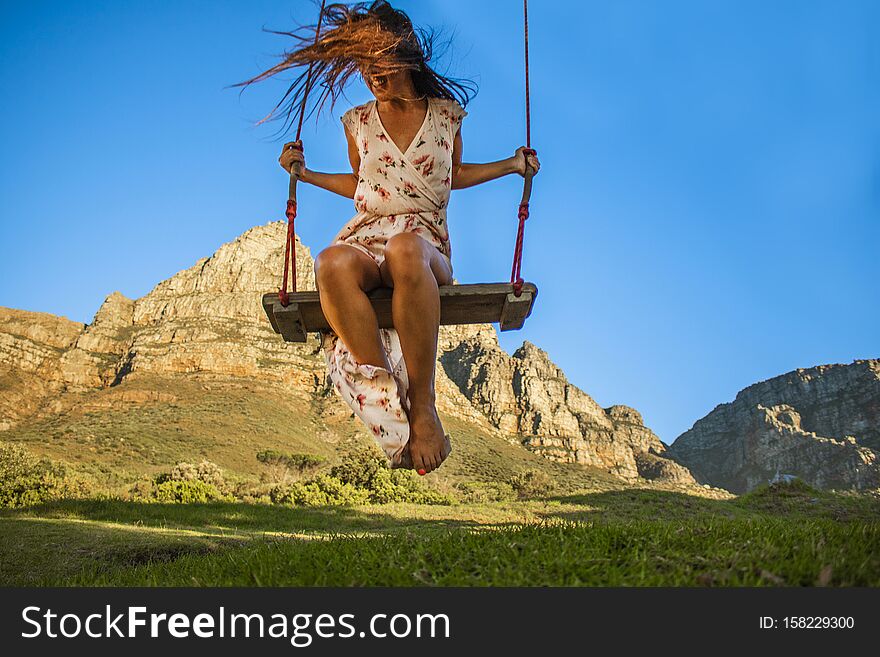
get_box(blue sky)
[1,0,877,444]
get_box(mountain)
[0,220,713,493]
[666,361,880,494]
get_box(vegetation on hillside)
[1,480,877,586]
[2,376,877,588]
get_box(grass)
[70,517,879,587]
[2,481,878,587]
[3,373,622,495]
[4,376,343,484]
[3,373,877,587]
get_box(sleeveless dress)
[319,96,468,465]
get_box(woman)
[239,1,540,474]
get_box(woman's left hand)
[513,146,541,177]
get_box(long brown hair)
[227,1,477,140]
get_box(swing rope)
[510,0,536,298]
[279,0,328,306]
[278,0,536,306]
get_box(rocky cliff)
[440,338,694,483]
[0,308,84,431]
[0,220,696,488]
[666,361,880,493]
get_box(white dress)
[320,96,467,465]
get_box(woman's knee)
[384,233,430,272]
[315,245,375,288]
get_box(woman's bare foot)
[388,371,413,470]
[390,444,413,469]
[407,400,451,474]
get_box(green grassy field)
[2,481,878,586]
[3,374,878,586]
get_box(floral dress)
[320,96,467,465]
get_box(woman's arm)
[300,169,358,198]
[279,126,361,199]
[452,160,517,189]
[450,128,540,190]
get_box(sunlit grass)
[2,481,877,587]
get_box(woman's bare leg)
[314,244,389,370]
[379,233,453,473]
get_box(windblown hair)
[228,0,477,140]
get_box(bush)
[330,447,386,489]
[150,479,233,504]
[509,469,556,500]
[0,441,89,508]
[268,447,454,507]
[366,467,454,505]
[131,460,233,503]
[270,475,369,506]
[455,481,516,504]
[240,492,273,505]
[257,450,327,484]
[157,460,225,488]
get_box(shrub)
[257,450,327,484]
[0,441,89,508]
[127,478,156,502]
[240,492,273,505]
[157,460,225,488]
[330,447,386,489]
[270,475,369,506]
[131,460,232,503]
[150,479,233,504]
[268,447,454,507]
[455,481,516,504]
[372,468,455,505]
[509,469,556,500]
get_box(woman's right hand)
[279,140,305,176]
[512,146,540,177]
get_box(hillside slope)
[1,221,714,494]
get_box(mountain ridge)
[1,220,708,493]
[667,359,879,493]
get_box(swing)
[262,0,538,343]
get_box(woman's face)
[360,64,413,101]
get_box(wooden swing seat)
[262,281,537,343]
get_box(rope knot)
[279,199,299,306]
[286,199,297,222]
[518,202,530,222]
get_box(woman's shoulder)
[431,97,468,125]
[342,100,374,120]
[340,101,375,134]
[431,96,465,111]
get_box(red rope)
[511,0,535,297]
[279,0,327,306]
[523,0,531,150]
[510,200,528,296]
[281,1,535,304]
[279,199,297,306]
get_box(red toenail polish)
[418,468,426,476]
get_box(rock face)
[0,308,84,431]
[666,361,880,493]
[440,338,687,481]
[0,220,691,485]
[59,291,136,389]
